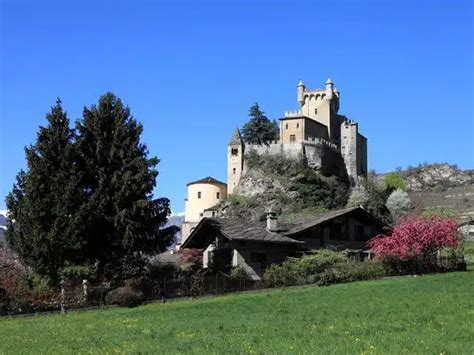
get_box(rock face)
[403,164,471,192]
[234,169,286,197]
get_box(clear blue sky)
[1,0,473,213]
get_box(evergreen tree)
[5,100,82,283]
[241,103,279,145]
[75,93,176,279]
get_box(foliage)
[75,93,176,279]
[241,103,279,145]
[385,189,412,222]
[0,252,58,315]
[178,248,203,272]
[5,100,82,284]
[368,216,462,273]
[384,172,406,192]
[291,169,349,210]
[105,286,144,308]
[421,207,458,219]
[317,261,385,286]
[228,266,247,280]
[6,94,176,284]
[263,250,350,287]
[346,187,370,208]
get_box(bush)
[264,250,349,287]
[264,250,385,288]
[318,261,385,286]
[368,216,462,274]
[105,286,144,307]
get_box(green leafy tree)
[75,93,176,280]
[6,100,82,283]
[384,172,406,192]
[241,103,279,145]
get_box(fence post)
[60,279,66,314]
[82,279,89,305]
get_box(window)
[332,223,343,240]
[285,124,288,129]
[355,225,365,241]
[250,252,267,263]
[233,168,236,175]
[314,108,318,115]
[212,211,216,217]
[296,123,299,128]
[199,213,203,218]
[231,148,238,156]
[290,134,296,142]
[216,192,220,199]
[197,191,201,199]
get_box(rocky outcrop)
[234,169,286,197]
[403,164,471,192]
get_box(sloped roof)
[181,218,302,248]
[187,176,227,187]
[229,128,243,145]
[285,206,388,235]
[218,219,303,244]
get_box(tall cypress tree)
[6,100,82,283]
[241,103,279,145]
[75,93,175,279]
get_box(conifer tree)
[5,100,82,283]
[75,93,176,279]
[241,103,279,145]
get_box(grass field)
[1,267,473,354]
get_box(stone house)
[180,206,388,280]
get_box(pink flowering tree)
[368,216,462,273]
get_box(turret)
[325,78,334,99]
[227,128,244,195]
[297,80,305,106]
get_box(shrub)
[368,216,462,274]
[228,266,247,281]
[179,248,203,272]
[105,286,144,307]
[318,261,385,286]
[386,189,412,222]
[264,250,349,287]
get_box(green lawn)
[1,271,473,354]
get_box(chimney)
[266,206,278,232]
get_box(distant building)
[180,177,227,244]
[228,78,367,193]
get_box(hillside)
[1,271,472,353]
[376,164,474,223]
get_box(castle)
[181,79,368,242]
[228,78,367,194]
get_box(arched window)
[197,191,201,199]
[233,168,236,175]
[231,148,239,156]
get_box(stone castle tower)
[227,78,368,192]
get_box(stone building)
[181,206,388,280]
[228,78,368,191]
